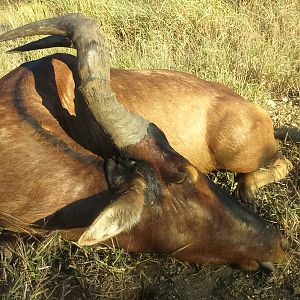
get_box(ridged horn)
[0,13,149,148]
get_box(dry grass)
[0,0,299,299]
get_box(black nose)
[258,261,275,272]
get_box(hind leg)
[236,153,293,202]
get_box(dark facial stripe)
[205,177,277,234]
[140,162,163,206]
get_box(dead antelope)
[3,22,295,202]
[0,14,287,271]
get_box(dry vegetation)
[0,0,299,299]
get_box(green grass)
[0,0,299,299]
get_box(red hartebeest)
[0,14,288,271]
[5,22,295,202]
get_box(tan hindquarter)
[110,69,278,173]
[48,55,279,174]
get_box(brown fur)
[109,68,276,171]
[30,54,291,200]
[124,132,189,183]
[0,65,107,226]
[110,170,286,269]
[0,53,287,270]
[111,69,292,197]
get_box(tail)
[274,127,300,143]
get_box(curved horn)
[0,13,149,148]
[0,14,190,183]
[7,35,73,53]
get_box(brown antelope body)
[0,14,288,270]
[7,40,293,201]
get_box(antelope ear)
[78,188,144,246]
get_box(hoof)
[235,185,256,204]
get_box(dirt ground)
[139,261,300,300]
